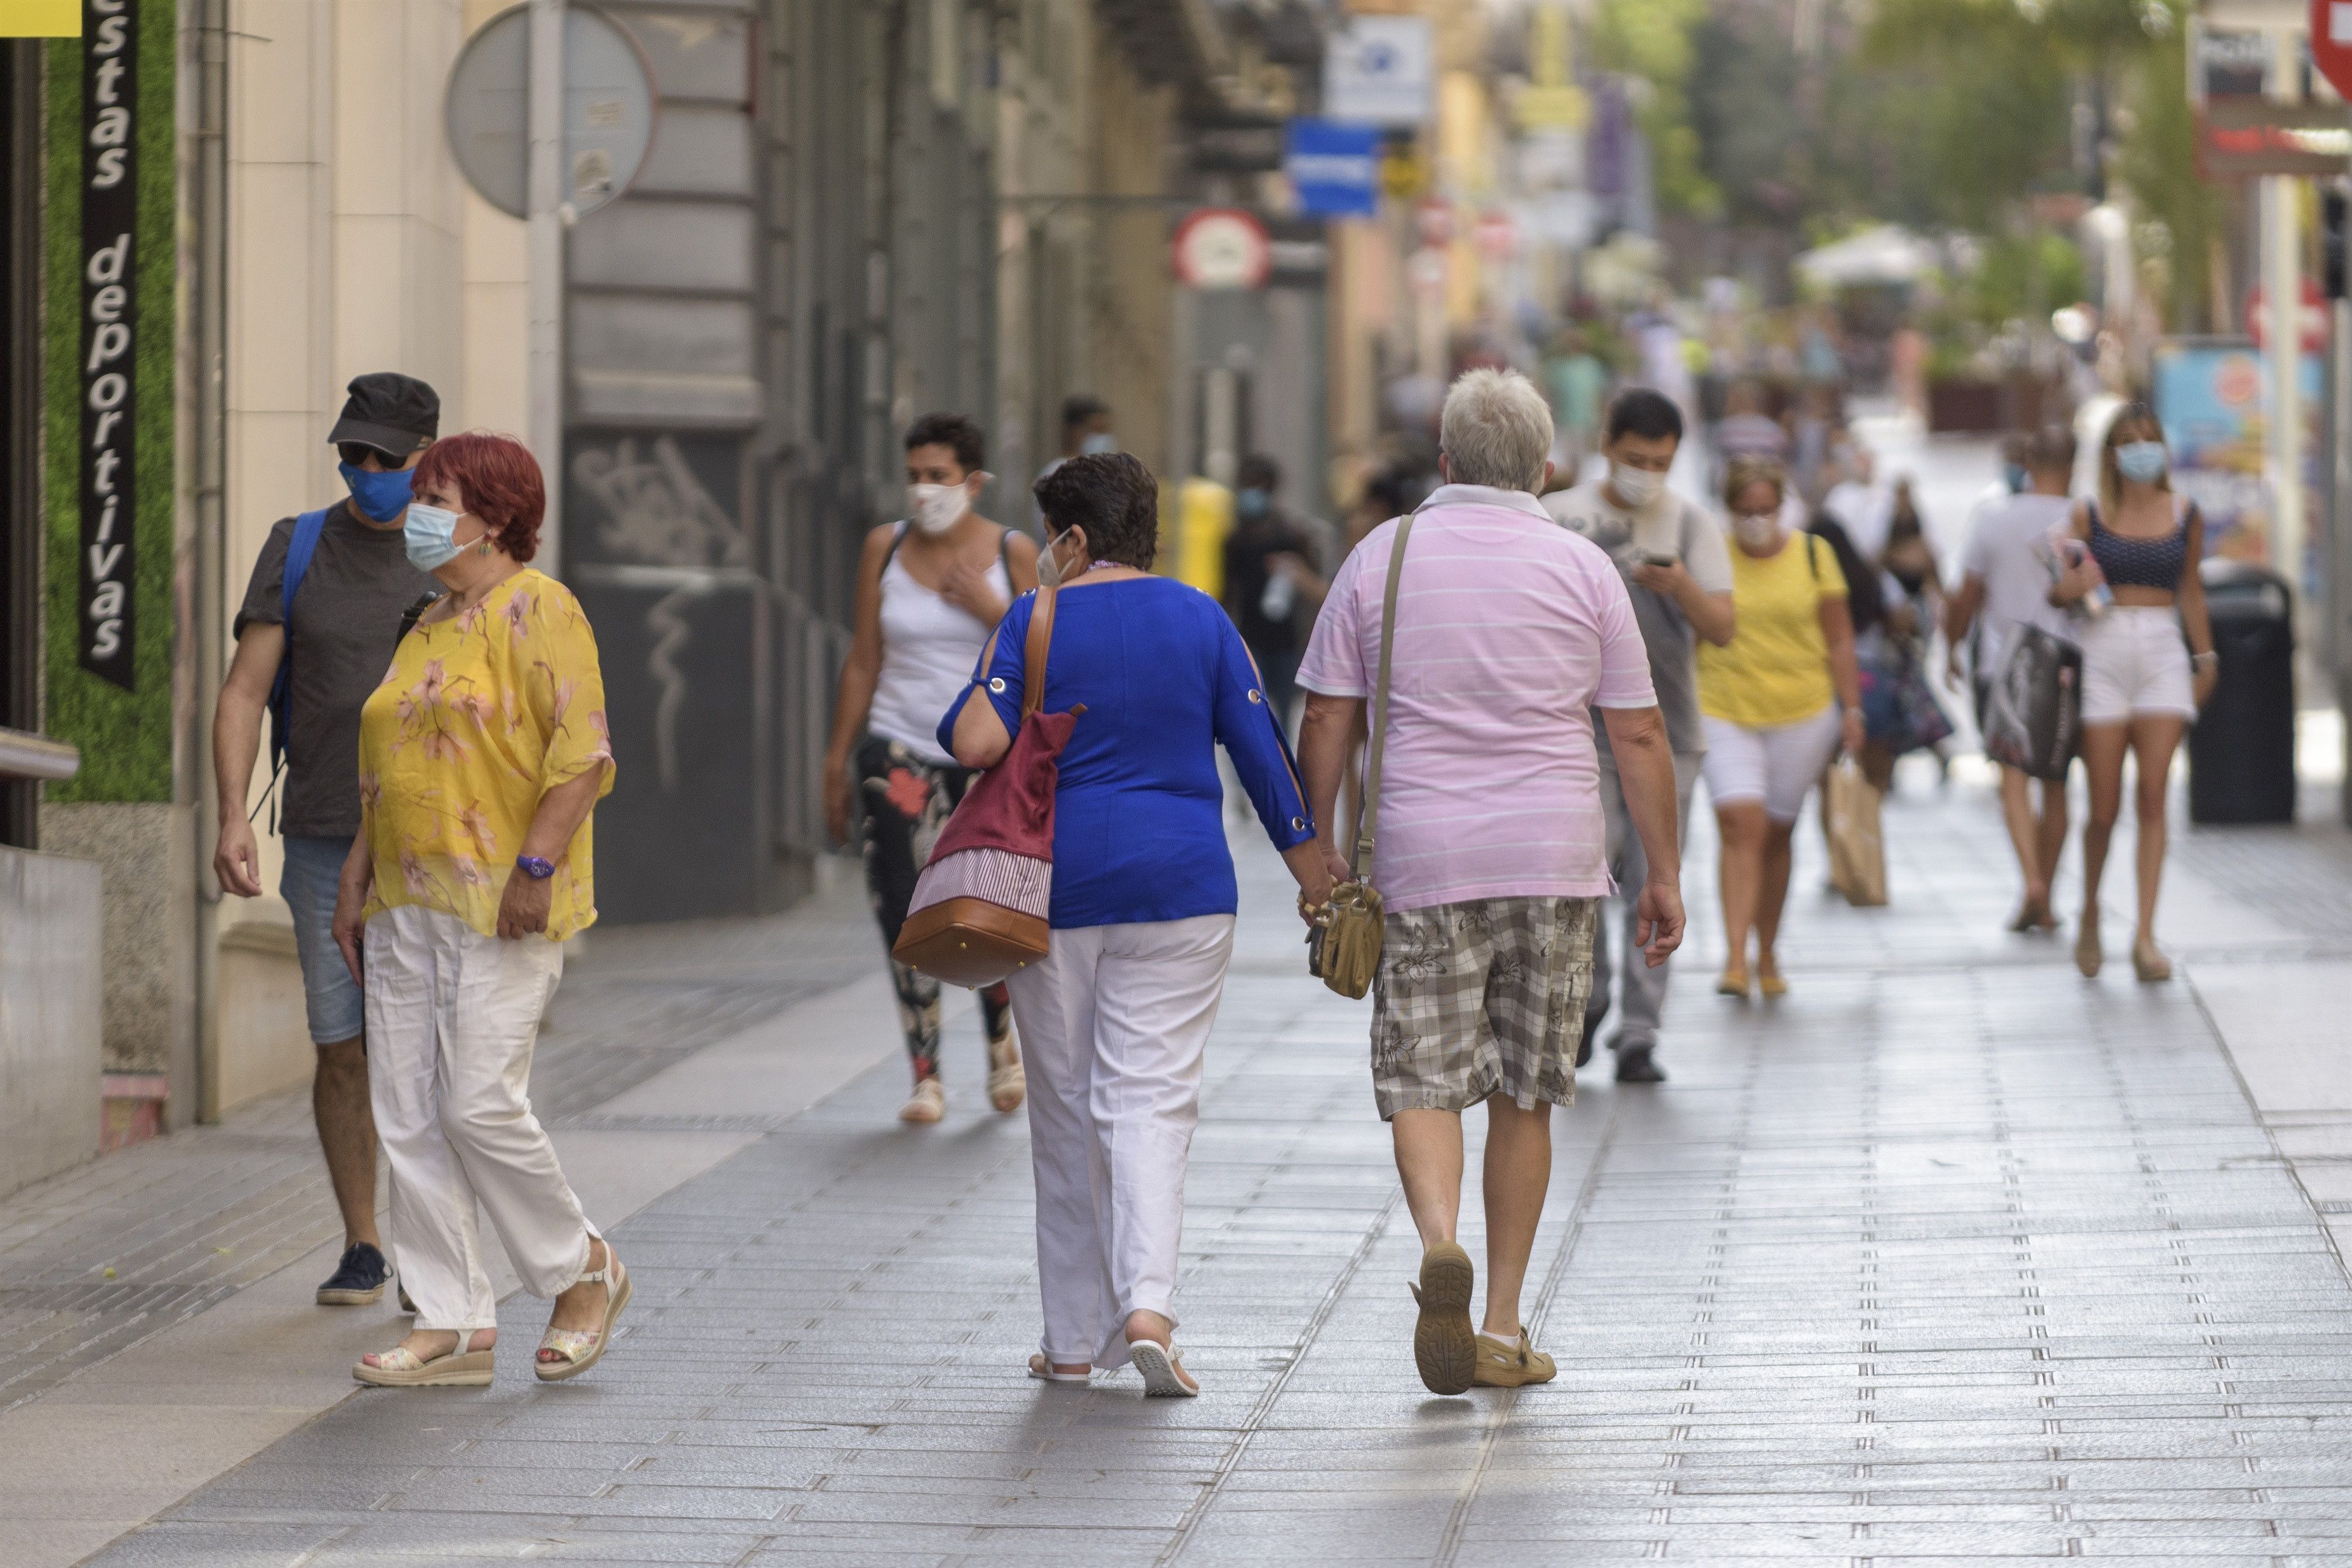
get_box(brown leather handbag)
[1306,509,1414,999]
[891,585,1081,988]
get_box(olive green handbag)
[1306,509,1415,999]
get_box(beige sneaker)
[898,1077,945,1124]
[1472,1330,1556,1389]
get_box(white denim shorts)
[2078,605,2194,726]
[1700,707,1843,824]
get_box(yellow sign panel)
[0,0,79,37]
[1516,85,1589,132]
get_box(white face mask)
[1036,527,1078,589]
[1610,465,1664,509]
[1730,511,1779,550]
[908,482,967,536]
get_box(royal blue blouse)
[938,576,1317,929]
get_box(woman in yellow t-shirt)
[1695,460,1863,999]
[329,432,627,1389]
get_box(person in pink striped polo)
[1296,369,1686,1396]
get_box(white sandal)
[987,1035,1025,1114]
[1128,1340,1198,1398]
[1027,1352,1089,1384]
[535,1250,631,1382]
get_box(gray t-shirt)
[235,500,439,839]
[1959,491,2071,680]
[1543,479,1734,756]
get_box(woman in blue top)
[943,453,1332,1396]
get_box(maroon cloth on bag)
[925,707,1079,863]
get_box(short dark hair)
[1061,393,1109,431]
[1605,388,1684,446]
[1035,452,1158,569]
[1238,454,1279,492]
[905,412,985,475]
[2030,423,2076,472]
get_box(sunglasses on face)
[339,442,413,471]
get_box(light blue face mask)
[2114,440,2168,484]
[1079,432,1116,456]
[403,503,471,573]
[340,461,416,523]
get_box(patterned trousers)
[856,735,1013,1080]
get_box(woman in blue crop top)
[941,454,1332,1397]
[2051,404,2217,985]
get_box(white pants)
[364,903,596,1333]
[1006,913,1236,1370]
[2079,604,2194,725]
[1700,707,1843,823]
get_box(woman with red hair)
[332,432,629,1387]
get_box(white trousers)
[1006,913,1236,1370]
[364,903,596,1333]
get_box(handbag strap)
[1020,583,1059,720]
[1352,511,1417,876]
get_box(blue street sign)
[1285,120,1380,218]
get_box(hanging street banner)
[43,0,175,798]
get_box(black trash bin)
[2187,559,2297,825]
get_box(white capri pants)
[364,903,598,1333]
[1006,913,1236,1370]
[1700,707,1843,824]
[2078,604,2195,725]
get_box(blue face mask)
[2114,441,2167,484]
[1236,487,1270,521]
[340,461,416,522]
[2004,463,2029,494]
[402,503,469,574]
[1079,432,1116,456]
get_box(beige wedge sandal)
[535,1249,631,1382]
[353,1335,494,1388]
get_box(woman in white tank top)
[823,416,1040,1125]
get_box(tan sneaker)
[899,1077,945,1124]
[1472,1330,1556,1389]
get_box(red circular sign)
[1172,208,1271,291]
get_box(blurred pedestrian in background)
[1545,388,1734,1085]
[2053,406,2217,983]
[1698,459,1863,999]
[1221,454,1332,736]
[1822,444,1892,559]
[1851,477,1952,789]
[1032,394,1112,531]
[824,414,1039,1124]
[1946,425,2076,933]
[1714,381,1791,472]
[1297,370,1685,1396]
[211,371,440,1312]
[943,453,1330,1397]
[1542,326,1610,482]
[335,432,624,1389]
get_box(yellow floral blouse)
[357,569,615,941]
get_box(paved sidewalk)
[48,771,2352,1568]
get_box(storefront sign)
[2151,338,2323,568]
[76,0,135,687]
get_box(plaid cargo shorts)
[1370,896,1599,1120]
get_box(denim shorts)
[280,834,365,1045]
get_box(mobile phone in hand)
[1638,551,1679,568]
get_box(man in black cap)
[210,372,441,1308]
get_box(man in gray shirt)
[212,372,441,1308]
[1544,389,1735,1083]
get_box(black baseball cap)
[327,372,439,456]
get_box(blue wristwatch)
[515,854,557,880]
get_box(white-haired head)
[1439,368,1554,493]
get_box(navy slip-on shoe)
[317,1242,391,1306]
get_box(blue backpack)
[249,508,330,826]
